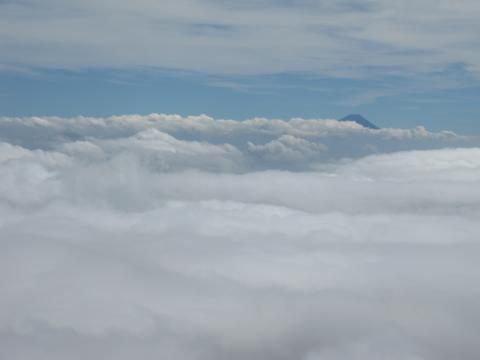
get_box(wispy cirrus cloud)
[2,0,480,112]
[1,0,480,80]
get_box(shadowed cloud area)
[2,114,480,359]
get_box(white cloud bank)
[2,115,480,359]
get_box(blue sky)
[1,0,479,133]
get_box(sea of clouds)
[2,114,480,360]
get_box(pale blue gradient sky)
[1,0,479,133]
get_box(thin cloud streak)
[1,0,480,80]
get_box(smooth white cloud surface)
[2,115,480,359]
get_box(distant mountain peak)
[340,114,379,129]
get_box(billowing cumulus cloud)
[0,114,471,170]
[2,114,480,359]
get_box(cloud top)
[0,114,471,171]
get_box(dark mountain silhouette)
[340,114,379,129]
